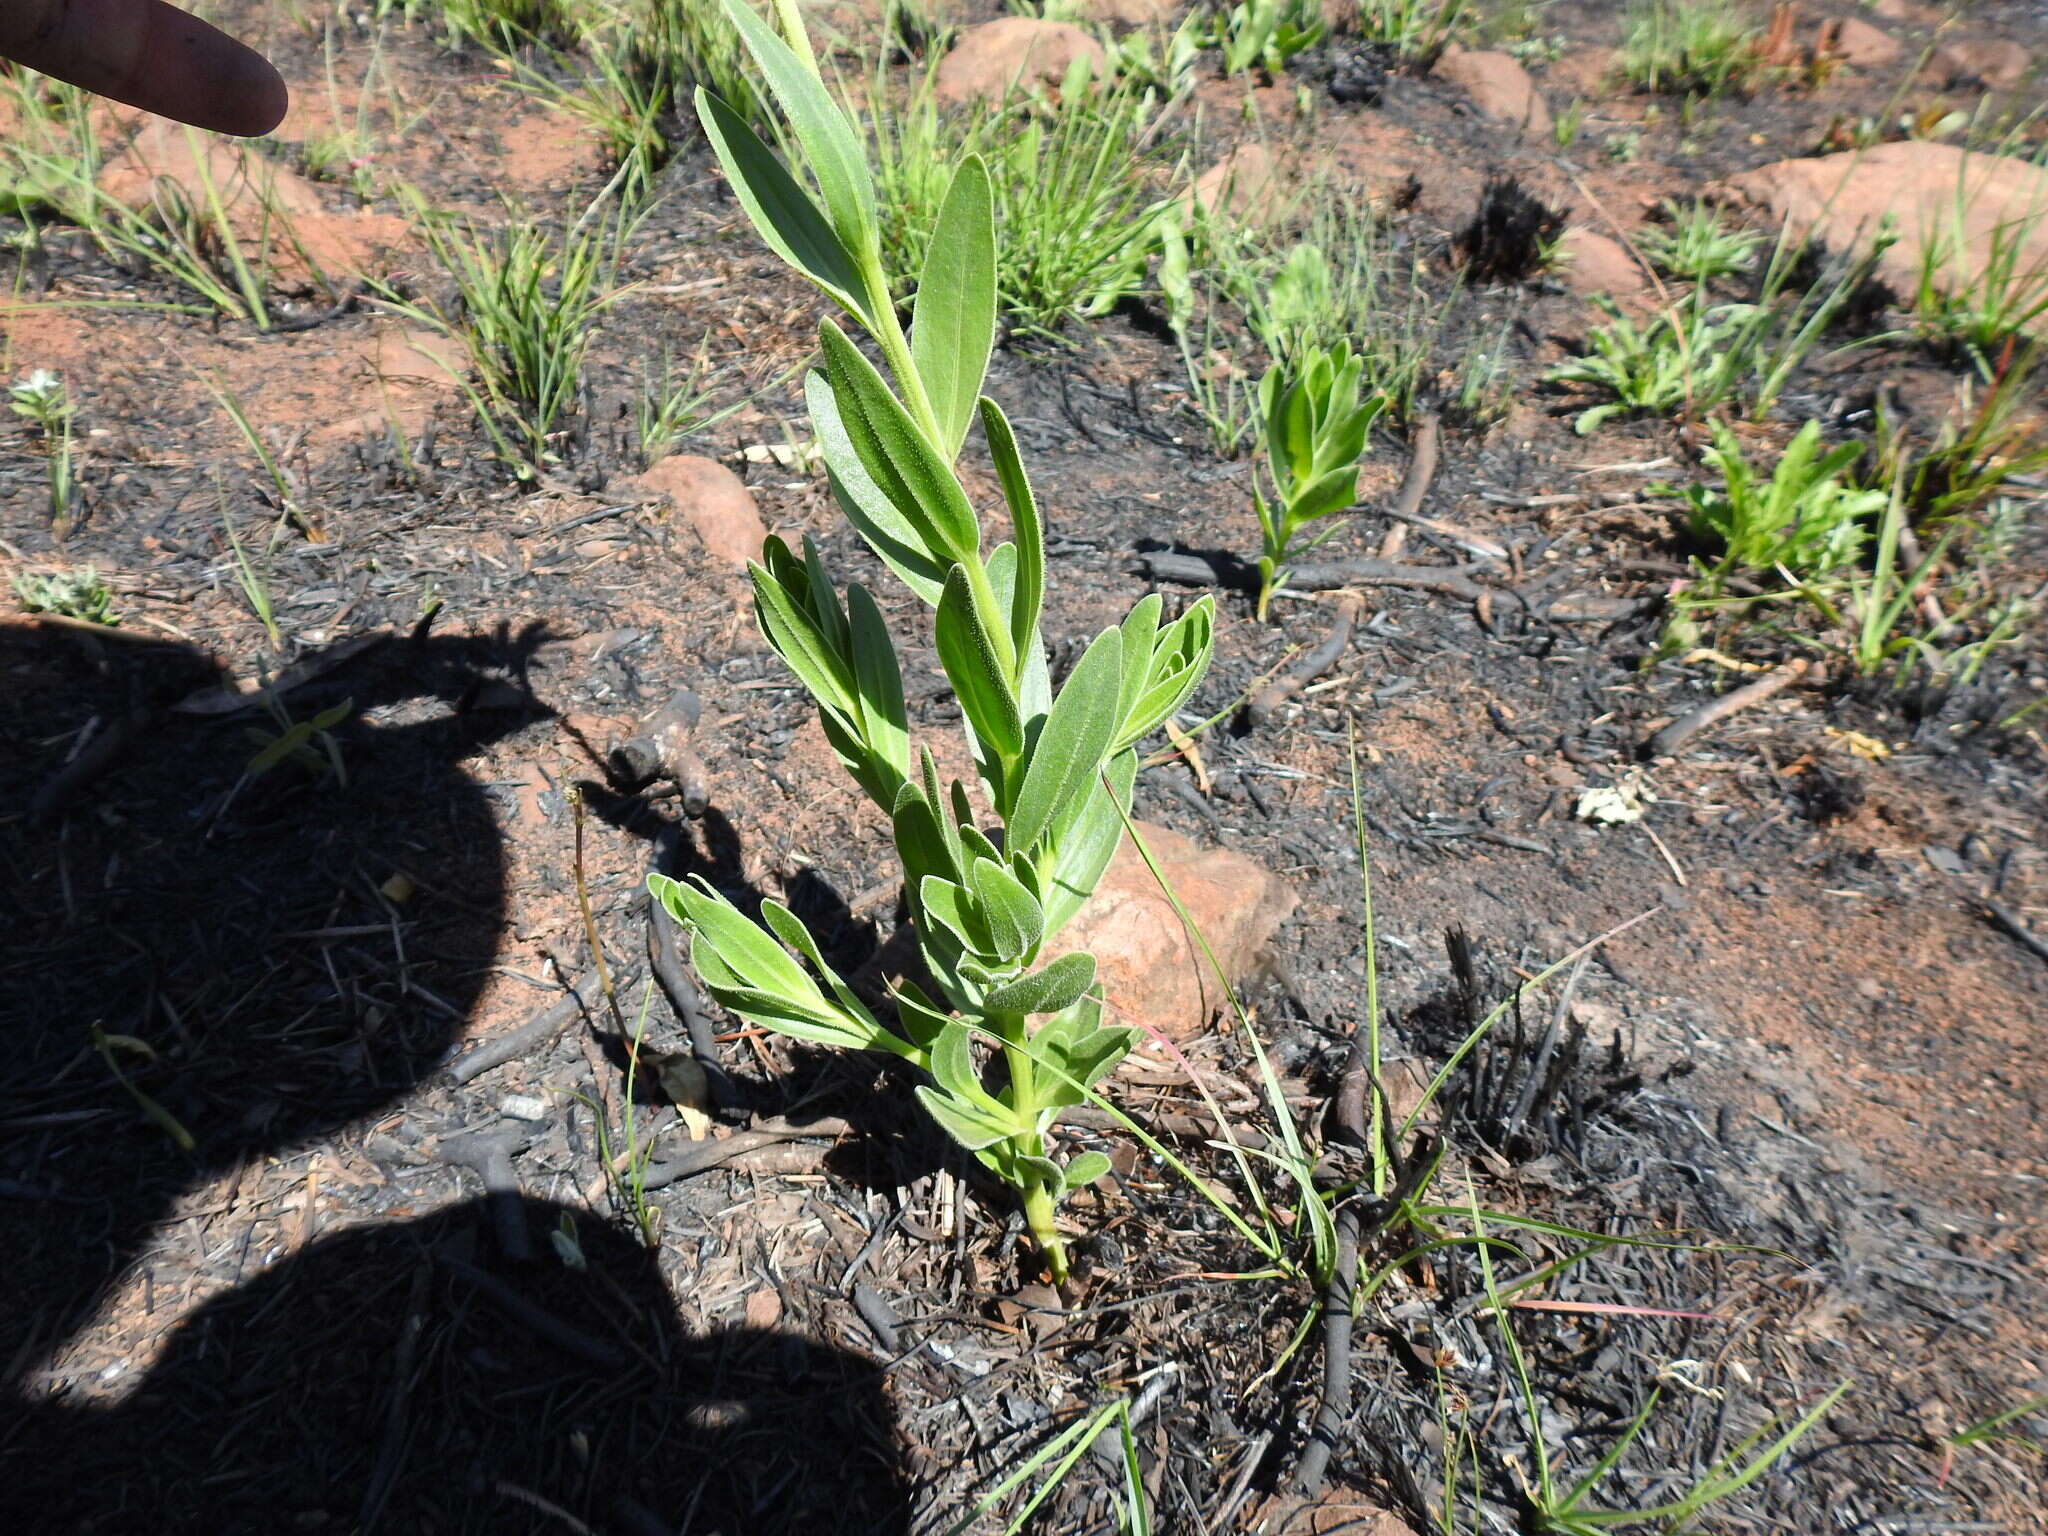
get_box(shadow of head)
[0,1195,912,1535]
[0,620,553,1351]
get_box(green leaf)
[719,0,875,245]
[810,373,948,604]
[936,566,1023,759]
[751,557,856,718]
[983,951,1095,1015]
[695,89,867,324]
[846,582,908,791]
[970,856,1043,963]
[917,1084,1013,1151]
[1114,594,1162,734]
[1043,748,1135,935]
[911,155,996,460]
[978,396,1044,668]
[819,322,980,568]
[1062,1150,1111,1190]
[1007,626,1123,856]
[920,875,994,958]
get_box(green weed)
[9,367,77,526]
[1356,0,1468,58]
[1201,0,1326,76]
[1638,198,1763,282]
[872,61,1177,339]
[13,564,115,625]
[1252,341,1387,618]
[372,188,636,475]
[1618,0,1766,97]
[650,0,1217,1281]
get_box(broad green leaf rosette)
[649,0,1213,1281]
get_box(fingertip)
[206,39,291,138]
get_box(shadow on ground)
[0,621,911,1533]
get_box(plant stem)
[994,1008,1067,1281]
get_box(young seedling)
[1251,341,1385,619]
[1201,0,1325,77]
[9,368,77,528]
[14,565,116,625]
[647,0,1215,1282]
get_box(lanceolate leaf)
[978,396,1044,668]
[696,89,867,324]
[970,856,1043,963]
[936,566,1023,759]
[1007,626,1123,856]
[720,0,875,246]
[912,156,996,460]
[1042,749,1135,936]
[810,373,948,603]
[750,558,856,720]
[982,951,1094,1015]
[846,582,908,792]
[819,323,980,568]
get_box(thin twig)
[1293,1027,1370,1493]
[1375,411,1441,561]
[1641,658,1811,759]
[1247,598,1359,727]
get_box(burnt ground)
[3,2,2047,1532]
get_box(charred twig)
[1246,599,1359,728]
[359,1262,432,1533]
[1281,559,1489,600]
[31,706,158,822]
[1640,658,1811,759]
[607,687,709,813]
[1293,1026,1371,1493]
[1375,412,1441,562]
[438,1253,626,1370]
[1984,899,2048,968]
[446,965,616,1084]
[636,1115,852,1189]
[440,1126,536,1262]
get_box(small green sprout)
[10,367,77,524]
[1251,341,1387,620]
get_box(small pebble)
[499,1094,550,1121]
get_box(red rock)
[1552,228,1650,305]
[933,19,1108,105]
[1041,821,1296,1042]
[1180,143,1289,228]
[634,455,771,570]
[1435,47,1552,139]
[1815,16,1903,69]
[1920,39,2032,91]
[96,119,408,291]
[1067,0,1177,23]
[1719,142,2048,335]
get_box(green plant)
[372,189,634,474]
[1110,12,1207,95]
[647,0,1216,1282]
[1874,341,2048,523]
[9,367,78,525]
[0,78,302,325]
[245,695,353,785]
[1638,198,1763,282]
[871,61,1177,338]
[1547,298,1752,433]
[220,503,283,651]
[1251,341,1387,619]
[1472,1197,1850,1533]
[13,565,115,624]
[1908,192,2048,373]
[437,0,578,49]
[940,1392,1152,1535]
[635,344,750,464]
[1450,316,1516,426]
[1201,0,1325,76]
[1618,0,1765,97]
[1682,420,1885,579]
[1356,0,1468,58]
[1553,95,1586,149]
